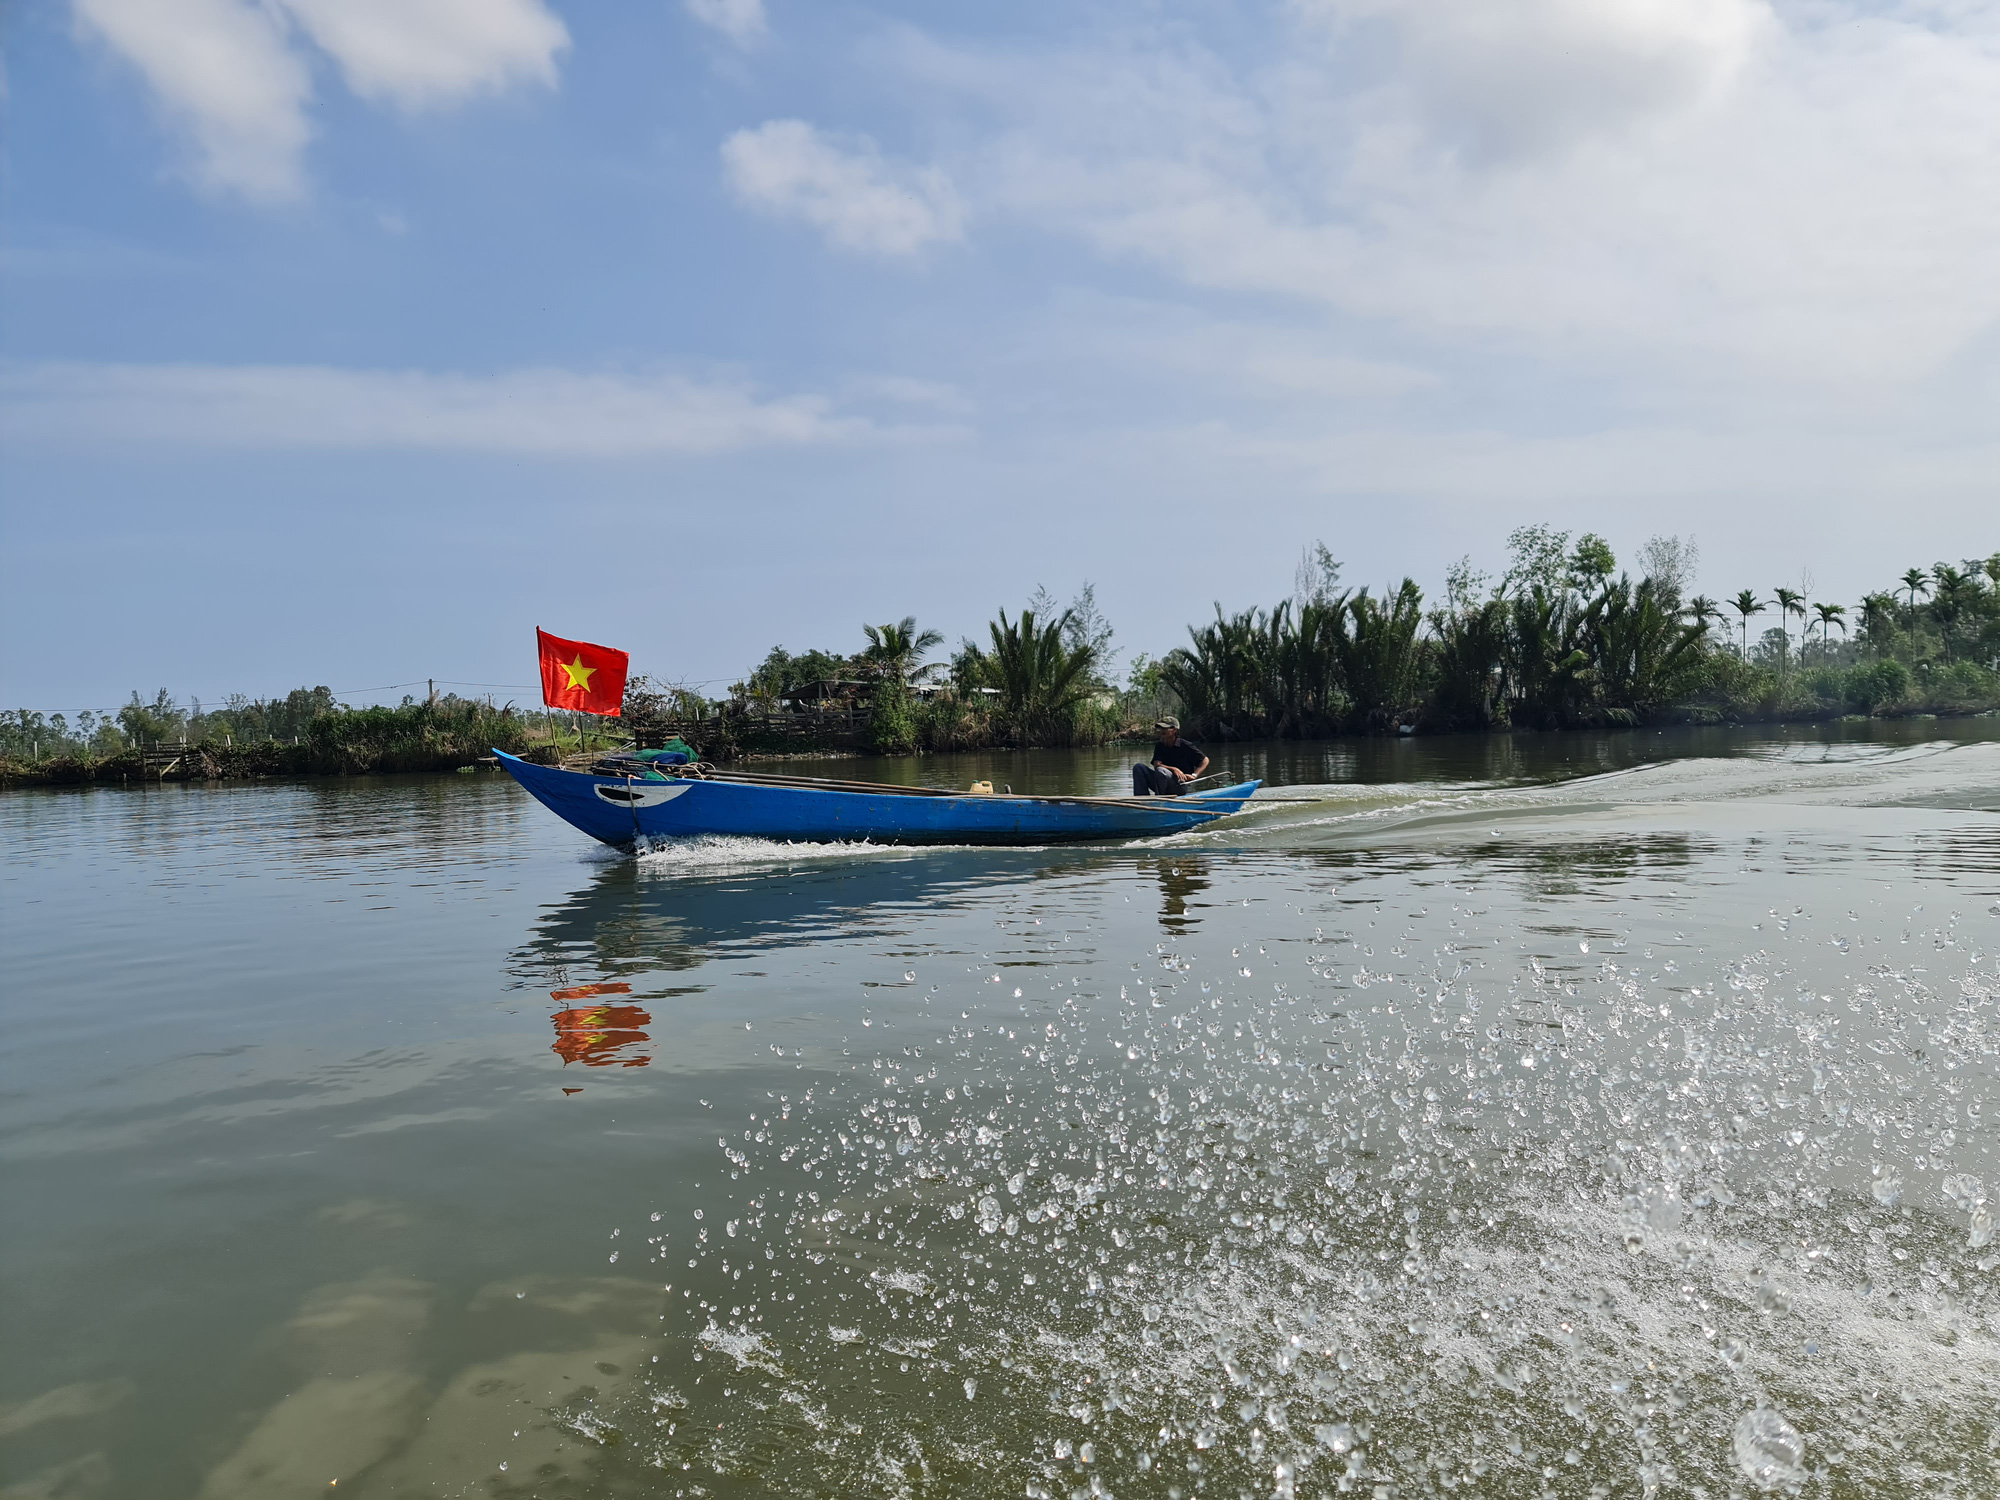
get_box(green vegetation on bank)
[1139,530,1999,738]
[6,532,1996,788]
[690,588,1129,756]
[665,537,2000,753]
[0,691,543,786]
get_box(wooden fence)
[632,706,872,756]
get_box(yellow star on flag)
[560,654,597,691]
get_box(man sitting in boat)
[1133,716,1209,796]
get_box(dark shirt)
[1151,738,1205,777]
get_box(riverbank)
[5,700,1994,789]
[0,698,545,788]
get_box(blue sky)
[4,0,1997,711]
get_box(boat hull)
[493,751,1260,848]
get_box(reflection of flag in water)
[551,982,632,1002]
[549,984,651,1067]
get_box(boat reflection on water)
[548,982,652,1068]
[509,850,1056,987]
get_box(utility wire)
[7,670,741,716]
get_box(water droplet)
[1871,1165,1903,1207]
[1733,1406,1805,1489]
[1941,1173,1985,1212]
[1719,1338,1747,1370]
[1972,1206,1996,1250]
[1193,1428,1216,1450]
[1579,940,1590,954]
[1314,1422,1353,1453]
[1753,1275,1791,1315]
[964,1378,977,1400]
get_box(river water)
[3,723,1997,1499]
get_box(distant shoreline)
[6,706,1993,790]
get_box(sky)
[3,0,1997,711]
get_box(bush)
[1799,666,1846,705]
[1925,661,1996,712]
[304,699,530,773]
[1845,659,1910,714]
[868,679,917,754]
[913,698,994,752]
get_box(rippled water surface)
[3,723,1998,1499]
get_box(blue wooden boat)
[493,750,1261,849]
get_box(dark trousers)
[1132,763,1184,796]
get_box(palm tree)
[1857,592,1897,653]
[1326,581,1426,733]
[860,616,944,683]
[1900,567,1931,626]
[1811,601,1847,657]
[1773,587,1805,674]
[1930,564,1972,661]
[1586,576,1711,719]
[1687,596,1725,633]
[973,609,1099,741]
[1729,590,1765,658]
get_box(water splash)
[551,747,2000,1496]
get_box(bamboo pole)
[686,766,1253,813]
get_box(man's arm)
[1188,752,1210,781]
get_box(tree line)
[1139,529,1998,739]
[706,530,2000,751]
[697,584,1122,754]
[8,529,1996,775]
[0,688,540,777]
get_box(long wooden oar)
[690,766,1252,814]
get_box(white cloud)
[684,0,767,48]
[1311,0,1761,162]
[73,0,313,200]
[72,0,568,199]
[0,363,920,455]
[278,0,568,110]
[721,120,963,256]
[892,1,2000,384]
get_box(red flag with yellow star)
[537,628,628,716]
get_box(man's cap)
[1154,716,1180,731]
